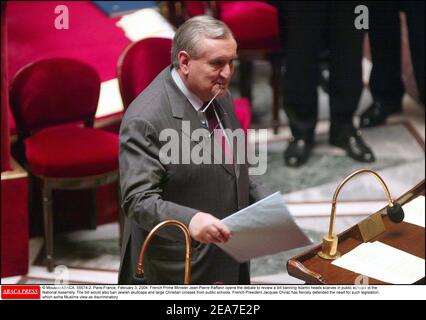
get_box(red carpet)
[7,1,131,82]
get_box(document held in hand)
[217,192,312,262]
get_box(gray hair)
[172,15,234,69]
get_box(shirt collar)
[171,67,204,111]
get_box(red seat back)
[219,1,281,50]
[184,1,208,17]
[9,58,100,134]
[180,1,281,51]
[117,38,172,109]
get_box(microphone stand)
[318,168,404,260]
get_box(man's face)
[178,36,238,102]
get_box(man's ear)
[178,51,191,75]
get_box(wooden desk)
[287,180,425,284]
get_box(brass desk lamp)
[318,168,404,260]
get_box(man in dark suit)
[118,16,270,284]
[273,2,375,167]
[360,1,425,127]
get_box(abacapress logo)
[1,285,41,299]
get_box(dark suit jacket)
[118,66,270,284]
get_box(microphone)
[197,87,223,127]
[318,168,405,260]
[201,87,223,113]
[387,202,404,223]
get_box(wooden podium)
[287,180,425,284]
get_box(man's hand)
[189,212,231,244]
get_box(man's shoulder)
[122,68,173,125]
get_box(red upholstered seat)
[234,97,252,134]
[25,126,118,178]
[10,58,120,179]
[10,58,100,133]
[9,58,120,272]
[183,1,207,17]
[10,58,118,178]
[118,38,173,109]
[219,1,281,51]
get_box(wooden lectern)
[287,180,425,284]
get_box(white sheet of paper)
[96,79,124,118]
[402,195,425,228]
[217,192,312,262]
[116,8,175,41]
[332,241,425,284]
